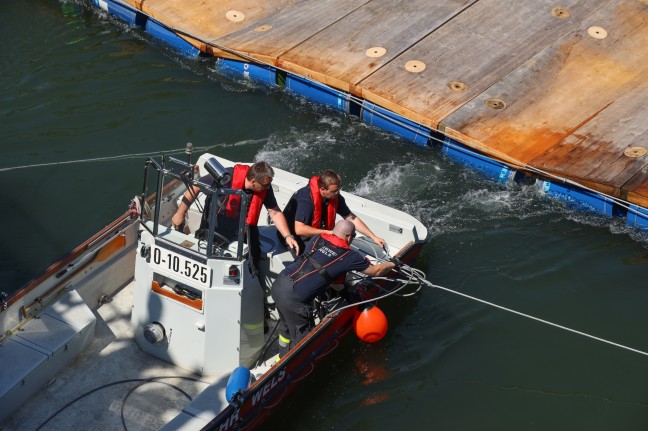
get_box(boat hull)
[203,242,425,431]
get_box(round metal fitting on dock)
[448,80,468,92]
[404,60,426,73]
[587,26,608,39]
[624,146,647,158]
[551,7,571,19]
[366,47,387,58]
[485,98,507,110]
[225,10,245,22]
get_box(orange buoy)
[354,305,388,343]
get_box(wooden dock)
[117,0,648,208]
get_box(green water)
[2,1,648,430]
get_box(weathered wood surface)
[439,0,648,203]
[122,0,648,207]
[277,0,477,92]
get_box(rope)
[381,263,648,358]
[0,144,216,173]
[324,237,648,358]
[322,265,423,319]
[429,280,648,357]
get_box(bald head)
[332,220,355,240]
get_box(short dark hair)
[318,169,341,189]
[247,161,274,183]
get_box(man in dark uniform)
[282,169,385,254]
[271,220,395,358]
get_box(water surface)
[2,1,648,429]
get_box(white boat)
[0,152,429,430]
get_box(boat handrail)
[141,155,250,260]
[2,211,136,312]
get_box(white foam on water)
[255,128,339,172]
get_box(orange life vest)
[225,164,266,225]
[309,176,337,230]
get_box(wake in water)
[252,112,648,249]
[381,160,648,247]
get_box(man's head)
[332,220,356,244]
[247,161,274,192]
[318,169,341,200]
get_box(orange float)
[354,305,388,343]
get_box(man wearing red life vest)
[271,220,395,358]
[282,169,386,254]
[171,161,299,274]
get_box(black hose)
[120,377,197,431]
[35,376,202,431]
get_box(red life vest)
[309,176,337,230]
[319,233,349,249]
[225,164,266,225]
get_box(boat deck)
[112,0,648,207]
[4,281,217,431]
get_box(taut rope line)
[335,251,648,358]
[0,145,216,173]
[403,265,648,358]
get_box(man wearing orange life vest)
[282,169,386,254]
[171,161,300,274]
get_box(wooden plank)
[358,0,610,127]
[527,77,648,197]
[277,0,476,92]
[210,0,370,61]
[137,0,369,65]
[625,171,648,208]
[138,0,294,42]
[440,0,648,188]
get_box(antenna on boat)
[1,291,8,311]
[185,142,193,165]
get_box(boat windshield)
[140,156,249,260]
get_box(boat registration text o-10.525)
[150,245,212,288]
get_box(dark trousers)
[271,273,313,357]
